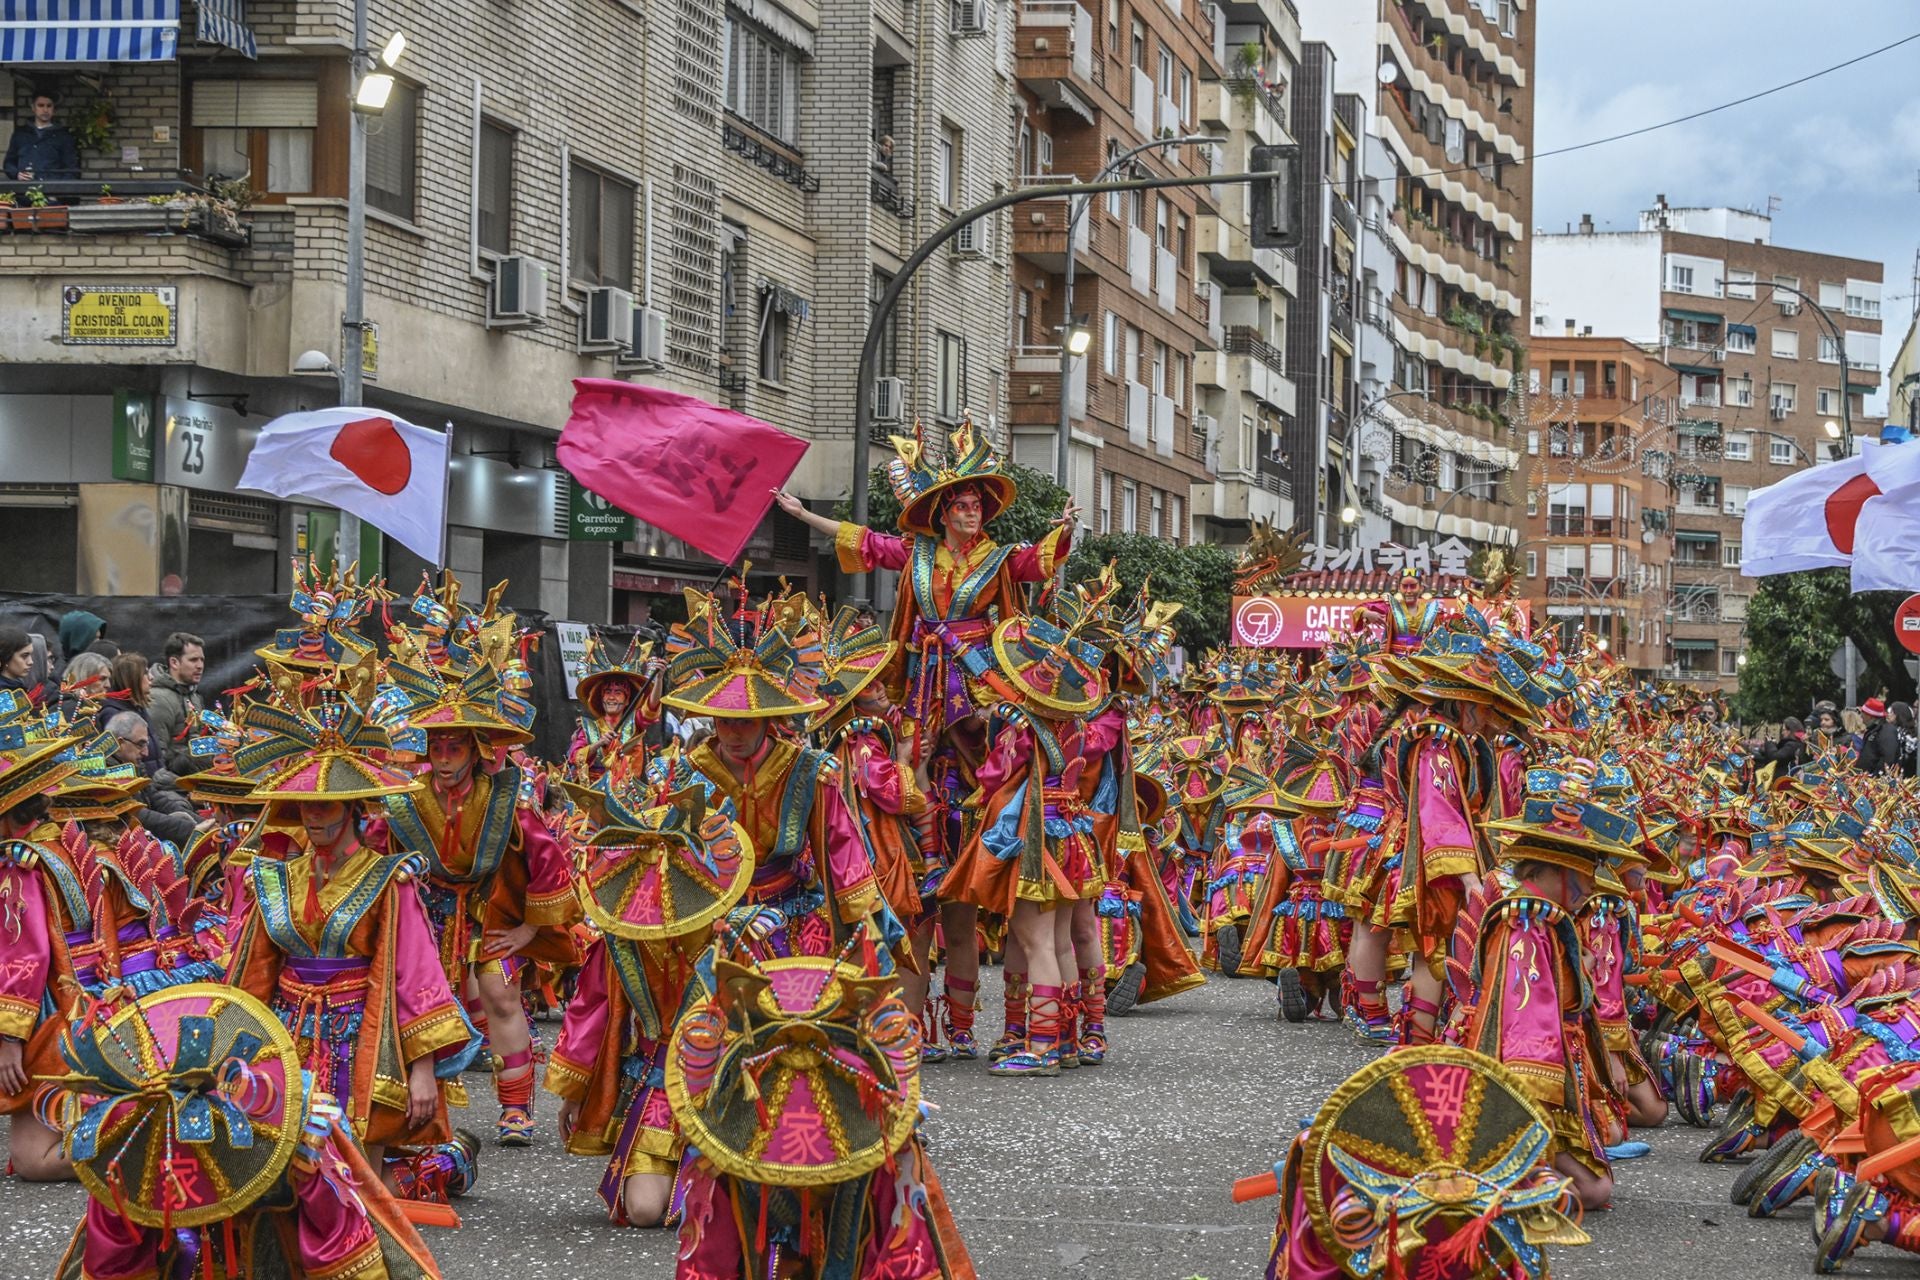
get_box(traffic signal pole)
[846,154,1300,608]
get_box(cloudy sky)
[1533,2,1920,346]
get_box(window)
[1819,334,1841,363]
[1670,264,1694,293]
[1819,280,1845,310]
[871,271,899,375]
[1105,140,1123,217]
[1774,274,1800,308]
[191,80,318,196]
[1175,211,1190,268]
[1172,353,1186,405]
[1846,290,1881,319]
[1120,478,1137,532]
[1723,593,1749,622]
[1769,436,1796,465]
[477,118,514,254]
[1103,311,1117,375]
[935,330,967,419]
[934,124,961,207]
[1724,484,1750,516]
[1527,429,1539,455]
[1590,544,1615,579]
[1726,327,1755,354]
[1729,375,1754,407]
[725,17,802,144]
[1726,268,1756,300]
[1722,431,1751,461]
[1770,382,1797,412]
[1526,490,1538,516]
[1157,47,1173,98]
[1130,19,1144,68]
[568,162,635,288]
[1720,650,1741,677]
[359,79,422,217]
[1149,488,1163,538]
[1722,540,1742,568]
[1525,550,1538,577]
[759,300,790,383]
[1817,387,1840,416]
[1098,471,1113,533]
[1170,494,1183,544]
[1772,329,1799,359]
[1179,67,1192,124]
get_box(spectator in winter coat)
[0,626,40,707]
[96,653,160,776]
[56,609,110,671]
[145,631,205,775]
[1892,703,1919,778]
[104,710,203,847]
[1856,698,1904,776]
[1759,717,1808,777]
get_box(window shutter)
[192,81,320,128]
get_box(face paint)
[714,717,767,764]
[299,800,352,851]
[427,730,477,787]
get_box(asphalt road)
[6,971,1912,1279]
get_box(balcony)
[0,179,251,248]
[870,172,915,221]
[1015,1,1103,108]
[1012,195,1093,271]
[1195,474,1295,529]
[1197,326,1297,414]
[1009,345,1095,426]
[1199,80,1289,144]
[1196,207,1292,290]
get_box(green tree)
[1734,568,1914,722]
[843,462,1071,545]
[1065,533,1236,651]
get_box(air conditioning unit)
[1709,346,1724,361]
[487,256,549,329]
[1780,300,1801,316]
[951,0,989,35]
[1423,484,1437,503]
[951,219,990,258]
[872,376,906,422]
[618,305,669,368]
[581,286,636,352]
[1769,398,1788,421]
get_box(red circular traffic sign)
[1897,595,1920,655]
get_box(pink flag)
[557,379,810,566]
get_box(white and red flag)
[1741,440,1920,592]
[239,408,449,564]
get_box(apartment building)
[1534,200,1885,691]
[1189,0,1302,545]
[1520,338,1673,677]
[0,0,1012,623]
[1294,0,1535,549]
[1009,0,1224,544]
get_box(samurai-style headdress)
[175,706,271,806]
[664,945,921,1187]
[0,688,82,815]
[576,632,656,713]
[237,680,421,818]
[255,557,380,672]
[382,651,537,748]
[53,984,306,1228]
[990,576,1117,715]
[663,588,828,720]
[809,604,900,732]
[885,419,1017,537]
[1481,759,1647,870]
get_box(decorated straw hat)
[49,764,151,823]
[808,605,899,731]
[665,948,920,1188]
[1480,761,1647,870]
[1166,732,1231,806]
[1281,1045,1587,1280]
[1204,651,1286,707]
[885,419,1018,537]
[255,556,379,672]
[236,687,421,815]
[662,589,828,720]
[568,771,753,943]
[1275,750,1351,812]
[53,983,305,1228]
[990,612,1108,716]
[575,632,657,712]
[382,651,536,747]
[1221,761,1295,817]
[0,690,82,816]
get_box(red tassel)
[755,1185,770,1255]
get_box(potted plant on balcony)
[96,184,124,206]
[11,186,68,233]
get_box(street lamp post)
[1054,134,1224,488]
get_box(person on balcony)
[4,92,81,181]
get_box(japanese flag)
[1739,452,1870,580]
[239,408,449,564]
[1851,440,1920,592]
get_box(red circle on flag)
[329,417,413,496]
[1896,595,1920,655]
[1824,472,1882,555]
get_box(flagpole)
[439,420,455,570]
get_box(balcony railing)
[1223,325,1285,376]
[0,177,251,247]
[870,173,915,220]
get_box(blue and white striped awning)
[1,0,180,62]
[195,0,253,57]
